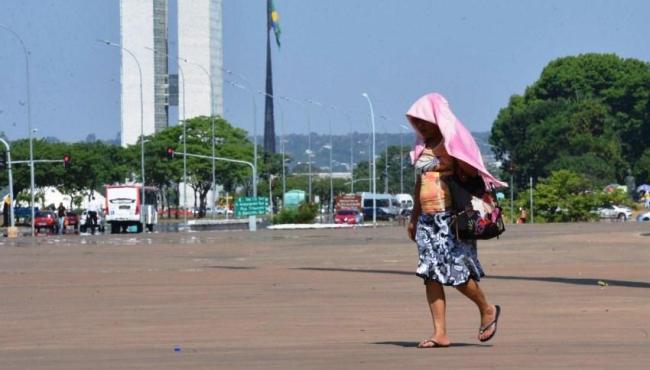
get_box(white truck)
[104,184,158,233]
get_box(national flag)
[269,0,281,47]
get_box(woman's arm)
[407,177,422,242]
[456,158,478,182]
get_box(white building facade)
[119,0,222,146]
[119,0,169,147]
[178,0,224,118]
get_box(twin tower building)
[119,0,224,146]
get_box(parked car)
[79,210,106,233]
[636,211,650,222]
[65,212,79,232]
[362,207,398,221]
[334,209,363,225]
[34,211,59,234]
[214,206,233,215]
[595,205,632,221]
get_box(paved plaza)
[1,222,649,369]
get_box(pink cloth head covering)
[407,93,507,189]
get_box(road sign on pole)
[235,197,269,217]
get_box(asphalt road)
[1,222,649,369]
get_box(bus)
[104,184,158,233]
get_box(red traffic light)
[63,154,71,169]
[166,147,175,159]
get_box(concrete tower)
[177,0,224,118]
[119,0,169,147]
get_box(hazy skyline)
[1,0,649,143]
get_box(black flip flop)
[417,339,450,348]
[479,305,501,342]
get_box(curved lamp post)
[99,39,146,227]
[361,93,377,227]
[1,24,35,236]
[180,58,217,218]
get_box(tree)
[635,148,650,185]
[491,53,650,188]
[135,116,256,218]
[523,170,629,223]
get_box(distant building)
[118,0,222,147]
[119,0,166,146]
[177,0,224,118]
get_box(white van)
[105,184,157,233]
[394,193,414,211]
[359,192,400,221]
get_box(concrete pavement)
[1,222,649,369]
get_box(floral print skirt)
[415,212,485,286]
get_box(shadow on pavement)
[294,267,650,289]
[205,265,256,270]
[490,275,650,289]
[373,341,488,348]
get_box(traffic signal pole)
[0,138,15,228]
[9,158,67,236]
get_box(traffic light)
[63,154,71,169]
[0,151,6,169]
[166,147,175,159]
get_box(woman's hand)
[407,219,417,242]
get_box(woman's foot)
[417,335,450,348]
[478,304,501,342]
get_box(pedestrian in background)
[3,195,10,227]
[57,202,66,234]
[518,207,528,224]
[87,196,100,235]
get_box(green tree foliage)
[0,116,257,217]
[635,149,650,186]
[352,145,414,194]
[491,53,650,188]
[3,139,128,208]
[127,116,256,217]
[273,202,318,224]
[526,170,630,223]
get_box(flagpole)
[264,0,276,155]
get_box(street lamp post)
[327,109,334,218]
[350,130,354,194]
[361,93,377,227]
[276,99,286,201]
[280,140,287,198]
[180,58,217,218]
[223,70,258,198]
[378,116,390,194]
[175,63,188,225]
[399,124,411,194]
[100,40,145,229]
[304,101,316,202]
[384,132,389,194]
[1,24,35,236]
[400,129,404,193]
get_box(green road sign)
[235,197,269,217]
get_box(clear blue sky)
[1,0,649,142]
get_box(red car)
[334,209,364,225]
[65,212,80,232]
[34,211,59,234]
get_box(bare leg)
[418,280,451,347]
[455,279,497,341]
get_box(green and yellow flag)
[269,0,281,47]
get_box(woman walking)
[406,93,507,348]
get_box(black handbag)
[443,175,505,240]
